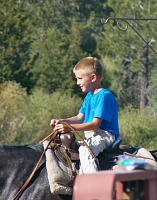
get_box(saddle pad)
[43,140,73,195]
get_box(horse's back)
[0,144,72,200]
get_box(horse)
[0,144,72,200]
[1,134,157,200]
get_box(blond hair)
[73,57,103,80]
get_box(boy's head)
[73,57,103,80]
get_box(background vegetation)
[0,0,157,150]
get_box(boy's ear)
[91,73,97,82]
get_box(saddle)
[50,132,80,161]
[50,132,124,170]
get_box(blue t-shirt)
[79,88,119,139]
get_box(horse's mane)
[27,143,44,153]
[0,143,44,153]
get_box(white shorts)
[79,129,115,174]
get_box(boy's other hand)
[50,119,61,128]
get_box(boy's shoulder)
[85,89,115,99]
[99,89,117,102]
[99,88,113,96]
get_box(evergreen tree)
[98,0,157,109]
[0,0,34,91]
[28,0,111,94]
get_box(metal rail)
[102,17,157,55]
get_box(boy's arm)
[50,113,84,128]
[61,113,84,124]
[69,117,102,132]
[54,117,102,133]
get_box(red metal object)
[73,170,157,200]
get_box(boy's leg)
[79,131,115,174]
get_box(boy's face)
[75,70,95,93]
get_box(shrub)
[18,89,82,144]
[0,83,82,145]
[119,106,157,150]
[0,82,28,144]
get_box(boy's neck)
[93,88,103,94]
[92,83,103,94]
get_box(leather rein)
[12,122,97,200]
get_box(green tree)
[28,0,112,94]
[98,0,157,110]
[0,0,34,91]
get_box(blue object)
[111,138,122,149]
[118,155,149,170]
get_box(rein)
[41,121,97,161]
[12,122,97,200]
[123,151,156,161]
[12,129,58,200]
[60,122,97,160]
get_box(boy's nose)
[77,80,80,85]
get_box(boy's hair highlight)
[73,57,103,80]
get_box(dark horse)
[0,144,72,200]
[1,139,157,200]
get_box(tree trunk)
[140,45,149,110]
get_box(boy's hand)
[54,123,70,134]
[50,119,61,128]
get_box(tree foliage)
[0,82,82,144]
[99,0,157,109]
[0,0,157,145]
[119,106,157,150]
[0,0,34,90]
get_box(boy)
[50,57,119,174]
